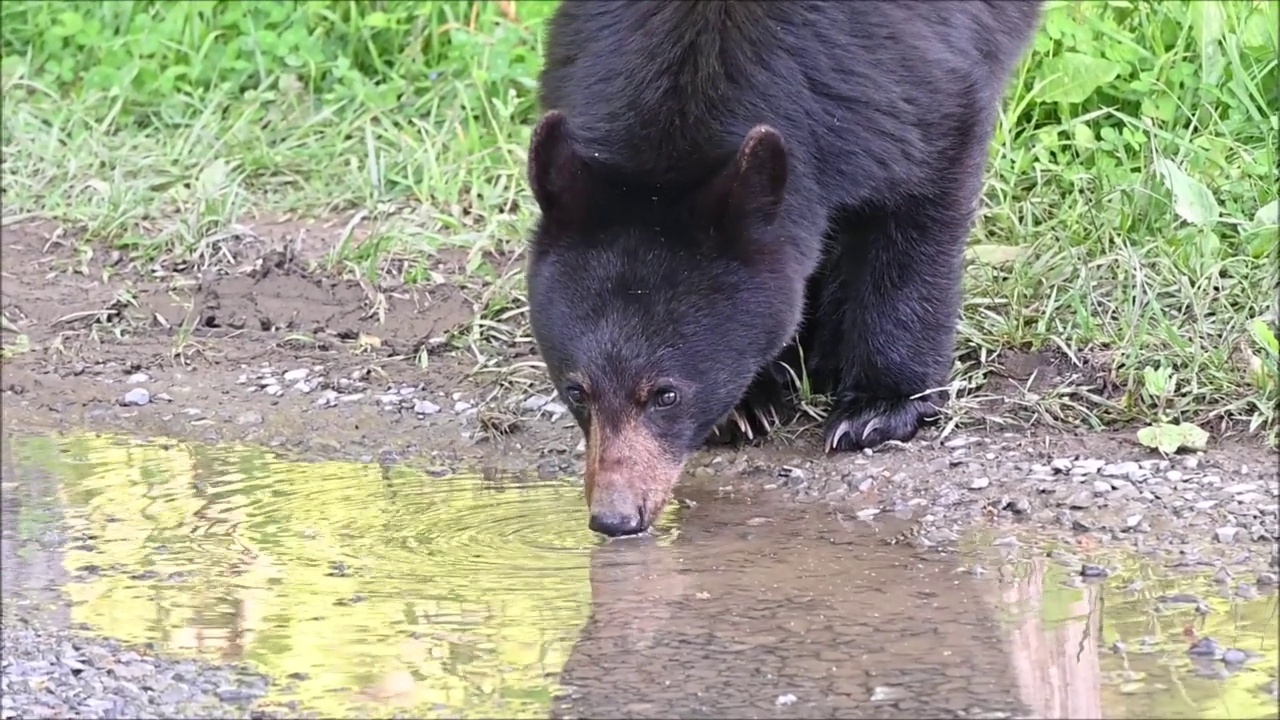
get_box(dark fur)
[527,1,1043,476]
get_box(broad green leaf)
[1153,158,1219,229]
[1036,52,1121,104]
[1137,422,1210,455]
[196,159,230,200]
[1249,199,1279,231]
[1251,318,1279,356]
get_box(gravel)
[0,615,306,720]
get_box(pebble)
[234,412,263,426]
[413,400,441,416]
[1222,648,1248,665]
[1071,459,1106,475]
[0,616,291,720]
[1100,461,1139,477]
[315,390,339,408]
[1092,480,1112,494]
[968,477,990,490]
[1215,526,1241,544]
[126,372,150,384]
[282,368,310,382]
[121,388,150,406]
[1066,491,1094,509]
[521,394,551,412]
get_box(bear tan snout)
[584,420,682,537]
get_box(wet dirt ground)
[2,220,1279,718]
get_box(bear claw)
[824,395,943,453]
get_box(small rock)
[121,388,151,406]
[1188,637,1221,657]
[454,401,473,413]
[778,466,807,481]
[293,380,313,394]
[1101,461,1140,477]
[316,390,340,408]
[1067,490,1094,509]
[542,401,568,416]
[1222,648,1248,665]
[235,411,264,426]
[1222,483,1258,494]
[869,686,907,702]
[1166,470,1184,482]
[126,372,150,384]
[1072,459,1106,475]
[1125,514,1144,529]
[1257,573,1277,586]
[264,384,283,397]
[1080,564,1109,578]
[282,368,310,382]
[1235,583,1259,600]
[413,400,441,416]
[1049,458,1073,473]
[969,477,990,490]
[775,694,798,707]
[1092,480,1112,493]
[1215,526,1241,544]
[521,394,551,412]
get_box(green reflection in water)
[13,432,602,718]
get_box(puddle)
[2,432,1276,719]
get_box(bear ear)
[527,110,591,225]
[698,124,789,236]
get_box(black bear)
[525,1,1043,536]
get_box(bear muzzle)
[583,420,683,537]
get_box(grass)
[1,0,1277,443]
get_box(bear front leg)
[706,353,799,447]
[822,194,975,452]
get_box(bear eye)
[563,385,588,406]
[653,389,680,409]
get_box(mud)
[3,218,1278,553]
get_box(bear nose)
[588,510,646,537]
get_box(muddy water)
[2,432,1276,719]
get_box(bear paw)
[823,394,943,452]
[707,400,785,447]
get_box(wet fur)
[527,1,1043,529]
